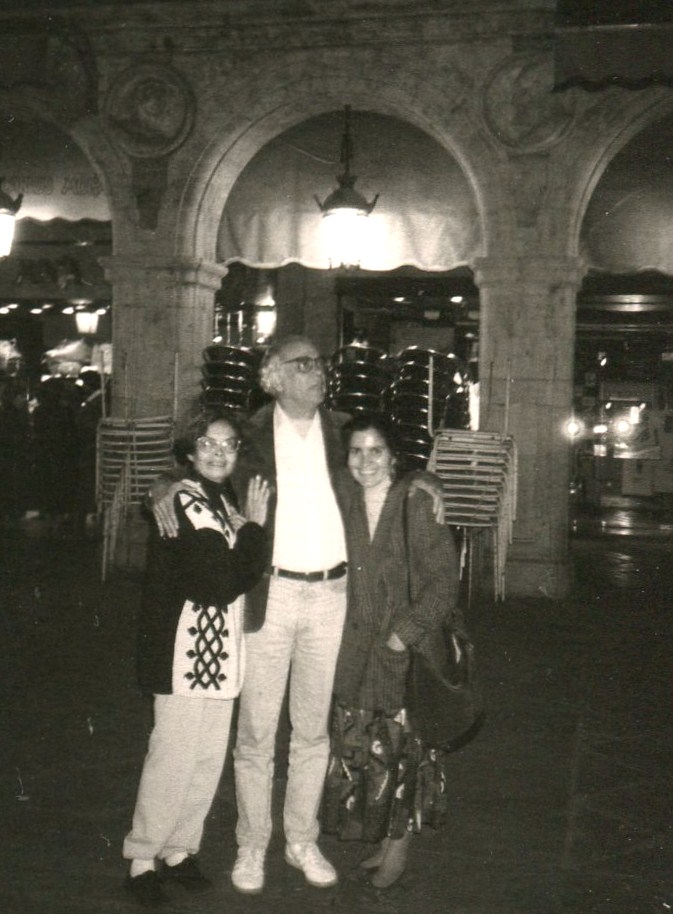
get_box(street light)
[0,178,23,257]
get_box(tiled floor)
[1,503,671,914]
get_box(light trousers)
[234,574,347,849]
[123,693,234,862]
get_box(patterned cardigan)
[137,480,268,695]
[333,479,461,715]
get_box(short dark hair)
[173,408,243,466]
[341,413,403,472]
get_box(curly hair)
[258,334,318,396]
[172,408,243,466]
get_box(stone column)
[474,255,585,598]
[102,255,227,425]
[99,255,226,570]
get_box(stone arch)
[565,88,673,257]
[0,89,126,232]
[69,118,131,229]
[176,65,499,265]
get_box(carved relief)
[483,53,576,152]
[105,63,194,159]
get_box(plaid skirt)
[321,702,448,843]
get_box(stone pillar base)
[106,507,151,575]
[502,556,574,600]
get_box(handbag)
[406,622,484,752]
[401,500,484,752]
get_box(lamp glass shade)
[0,213,16,257]
[255,308,277,339]
[75,311,99,334]
[322,208,369,269]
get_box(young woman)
[123,409,270,907]
[323,414,462,889]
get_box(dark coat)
[138,482,268,694]
[333,479,460,715]
[231,402,355,632]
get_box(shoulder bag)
[406,621,484,752]
[402,502,485,752]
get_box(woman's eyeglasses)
[282,355,327,374]
[196,435,241,455]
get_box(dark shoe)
[161,856,211,893]
[370,833,410,890]
[125,871,169,907]
[360,838,389,870]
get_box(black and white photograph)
[1,2,671,912]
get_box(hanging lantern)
[315,105,379,269]
[75,310,99,335]
[0,179,23,258]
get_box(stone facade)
[2,1,671,596]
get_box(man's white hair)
[259,335,317,395]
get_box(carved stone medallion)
[483,53,575,153]
[105,63,194,158]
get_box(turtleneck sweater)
[363,477,393,538]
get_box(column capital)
[474,255,586,291]
[100,255,228,292]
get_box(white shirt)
[272,404,347,572]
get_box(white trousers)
[234,574,347,849]
[123,693,234,861]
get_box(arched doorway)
[573,111,673,511]
[212,107,481,392]
[0,115,112,386]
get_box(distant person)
[0,378,30,531]
[124,409,269,908]
[322,414,462,889]
[31,377,78,536]
[73,369,108,537]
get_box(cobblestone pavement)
[1,511,671,914]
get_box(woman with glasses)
[322,414,462,890]
[123,409,270,908]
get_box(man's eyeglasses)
[282,355,327,374]
[196,435,241,455]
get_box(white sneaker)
[285,842,338,888]
[231,846,265,894]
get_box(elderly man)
[152,335,443,894]
[228,335,350,893]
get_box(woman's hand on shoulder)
[407,472,445,524]
[386,632,407,653]
[244,475,270,527]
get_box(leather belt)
[269,561,348,583]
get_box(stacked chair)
[387,346,470,470]
[97,415,175,581]
[201,344,267,414]
[326,343,390,416]
[428,429,518,602]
